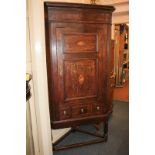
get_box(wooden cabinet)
[44,2,115,129]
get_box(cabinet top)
[44,2,115,12]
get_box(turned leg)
[103,120,108,141]
[93,123,102,132]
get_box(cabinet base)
[53,121,108,151]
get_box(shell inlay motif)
[79,74,85,85]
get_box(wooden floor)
[113,80,129,102]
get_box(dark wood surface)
[44,2,115,129]
[44,2,115,11]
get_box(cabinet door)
[49,23,109,121]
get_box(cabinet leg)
[103,120,108,141]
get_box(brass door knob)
[110,74,115,79]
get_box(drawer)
[78,106,90,115]
[72,104,92,118]
[59,104,105,120]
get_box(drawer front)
[74,104,92,117]
[59,104,92,120]
[59,103,108,120]
[92,104,104,114]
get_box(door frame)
[27,0,52,155]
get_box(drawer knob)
[97,106,100,110]
[63,110,67,115]
[81,108,84,113]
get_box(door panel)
[63,33,97,53]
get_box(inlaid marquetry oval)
[77,41,85,46]
[79,74,85,85]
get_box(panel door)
[49,23,109,121]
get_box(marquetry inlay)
[79,74,85,85]
[77,41,85,46]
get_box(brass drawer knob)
[97,106,100,110]
[81,108,84,113]
[63,110,67,115]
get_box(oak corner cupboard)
[44,2,115,131]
